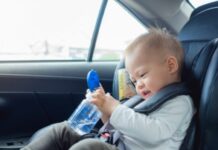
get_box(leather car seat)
[178,2,218,149]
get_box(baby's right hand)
[91,88,120,117]
[90,86,106,109]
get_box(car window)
[189,0,217,7]
[0,0,101,61]
[93,0,147,61]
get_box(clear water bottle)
[68,70,102,135]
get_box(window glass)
[189,0,217,7]
[93,0,147,61]
[0,0,101,61]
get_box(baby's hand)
[91,87,120,117]
[90,86,106,108]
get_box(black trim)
[87,0,108,62]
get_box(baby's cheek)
[135,86,141,94]
[149,79,164,93]
[146,78,157,91]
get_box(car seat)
[178,2,218,150]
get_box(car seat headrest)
[191,1,218,19]
[179,5,218,42]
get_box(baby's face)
[126,48,174,100]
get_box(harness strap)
[132,82,190,114]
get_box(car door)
[0,0,147,149]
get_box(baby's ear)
[166,56,179,74]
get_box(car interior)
[0,0,218,150]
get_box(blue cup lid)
[87,70,100,92]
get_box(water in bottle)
[68,70,102,135]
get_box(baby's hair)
[125,27,184,74]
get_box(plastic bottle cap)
[87,69,100,92]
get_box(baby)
[91,28,194,149]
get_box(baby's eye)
[132,80,136,85]
[140,72,147,78]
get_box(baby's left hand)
[91,87,120,117]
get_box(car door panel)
[0,61,117,148]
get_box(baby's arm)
[110,95,194,144]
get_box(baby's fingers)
[91,90,104,99]
[96,85,105,94]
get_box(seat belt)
[125,82,190,114]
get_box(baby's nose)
[136,79,144,89]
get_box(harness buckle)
[98,131,113,144]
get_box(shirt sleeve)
[109,95,194,145]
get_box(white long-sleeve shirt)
[110,95,194,150]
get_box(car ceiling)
[119,0,194,34]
